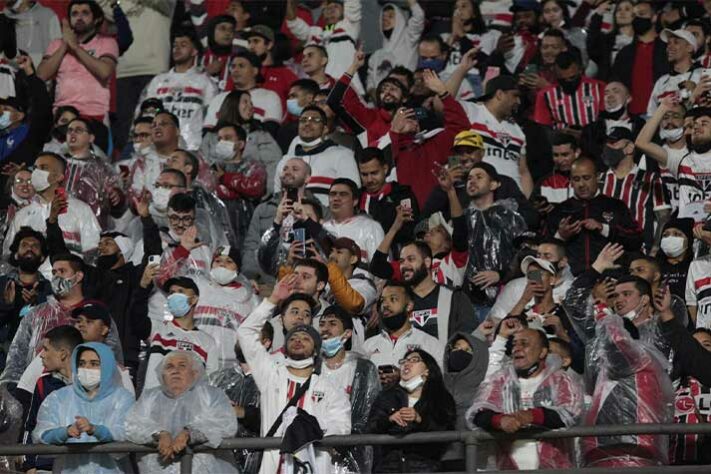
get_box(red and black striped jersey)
[533,77,605,130]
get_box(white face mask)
[137,144,152,156]
[31,168,51,192]
[214,140,236,161]
[284,357,314,369]
[210,266,237,285]
[605,102,624,114]
[77,368,101,390]
[152,187,172,211]
[659,127,684,143]
[399,375,425,393]
[660,235,686,258]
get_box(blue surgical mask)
[166,293,192,318]
[0,111,12,130]
[321,334,345,358]
[287,98,304,117]
[417,58,446,73]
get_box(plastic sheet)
[464,199,527,302]
[0,385,22,472]
[257,225,290,278]
[64,156,123,229]
[126,351,239,473]
[191,186,235,248]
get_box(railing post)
[180,446,193,474]
[463,432,478,473]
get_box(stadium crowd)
[2,0,711,472]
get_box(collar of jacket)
[295,139,336,156]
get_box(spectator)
[367,0,424,92]
[199,15,238,91]
[459,75,532,197]
[37,0,118,121]
[585,0,634,81]
[3,0,61,66]
[277,78,320,151]
[125,350,238,473]
[600,127,670,253]
[301,44,335,90]
[468,328,584,470]
[138,29,217,151]
[546,157,642,275]
[245,25,298,107]
[33,342,134,473]
[363,281,444,385]
[648,28,700,117]
[318,305,380,472]
[368,349,455,472]
[485,0,540,76]
[533,51,605,135]
[629,255,689,328]
[268,292,318,361]
[519,29,568,99]
[534,132,577,208]
[0,169,35,243]
[612,0,668,116]
[657,218,694,300]
[237,275,352,474]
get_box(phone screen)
[286,187,298,203]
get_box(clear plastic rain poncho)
[0,385,22,472]
[191,185,236,248]
[466,354,584,470]
[464,199,527,302]
[0,297,123,386]
[64,155,123,229]
[564,278,674,468]
[257,217,295,278]
[33,343,135,474]
[210,365,262,473]
[126,351,238,474]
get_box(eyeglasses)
[398,356,423,366]
[67,127,88,134]
[167,214,195,225]
[14,177,31,185]
[299,116,324,124]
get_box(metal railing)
[4,424,711,473]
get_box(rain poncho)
[191,185,235,248]
[0,297,122,386]
[0,385,22,472]
[466,354,584,470]
[564,275,674,467]
[33,342,135,474]
[64,155,124,228]
[465,199,527,303]
[210,365,262,473]
[125,351,238,473]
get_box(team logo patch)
[582,95,594,106]
[411,309,437,327]
[602,211,614,223]
[498,131,511,147]
[311,390,325,403]
[177,341,195,351]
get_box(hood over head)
[71,342,119,402]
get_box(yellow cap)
[453,130,484,149]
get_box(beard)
[17,254,42,273]
[403,264,429,286]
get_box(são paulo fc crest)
[602,211,614,223]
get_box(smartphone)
[524,63,539,75]
[55,187,68,215]
[448,155,460,168]
[148,255,160,266]
[286,187,298,203]
[400,198,412,210]
[293,228,306,257]
[413,107,428,121]
[528,270,543,284]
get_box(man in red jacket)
[245,25,298,108]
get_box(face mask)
[558,76,581,95]
[447,349,473,373]
[152,187,172,211]
[602,106,626,121]
[138,144,152,156]
[632,17,653,36]
[96,253,119,270]
[621,308,638,321]
[382,311,408,332]
[0,111,12,131]
[166,293,192,318]
[417,57,446,73]
[399,374,425,393]
[287,98,304,116]
[515,361,541,378]
[17,255,42,273]
[210,266,237,285]
[601,145,626,168]
[52,124,68,142]
[284,357,314,369]
[77,368,101,390]
[51,275,76,297]
[214,140,236,161]
[31,168,51,192]
[660,127,684,142]
[661,235,686,257]
[605,103,624,114]
[321,335,345,358]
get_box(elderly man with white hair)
[125,350,238,473]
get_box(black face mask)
[601,145,626,168]
[448,350,473,373]
[52,124,68,143]
[382,311,408,332]
[632,17,653,36]
[17,255,42,273]
[96,253,120,270]
[515,361,541,378]
[558,76,581,95]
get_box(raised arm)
[634,97,672,167]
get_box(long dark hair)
[217,90,259,129]
[404,349,455,429]
[454,0,486,35]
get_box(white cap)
[661,28,698,53]
[113,236,134,260]
[427,212,454,236]
[520,256,556,276]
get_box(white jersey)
[647,68,702,117]
[660,145,687,211]
[237,300,352,474]
[204,88,283,128]
[460,101,527,190]
[139,66,218,150]
[362,327,444,369]
[686,256,711,328]
[666,148,711,222]
[322,215,384,264]
[488,269,574,321]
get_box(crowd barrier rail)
[3,423,711,473]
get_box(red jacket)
[389,94,469,207]
[216,161,267,201]
[261,65,298,109]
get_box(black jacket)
[612,38,669,90]
[368,385,455,472]
[360,181,419,249]
[580,115,646,164]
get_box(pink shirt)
[44,35,118,118]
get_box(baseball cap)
[520,256,556,275]
[284,324,322,355]
[478,75,519,102]
[606,127,635,143]
[214,245,241,267]
[72,301,112,326]
[244,24,275,44]
[660,28,698,53]
[470,162,501,182]
[163,276,200,296]
[332,237,362,259]
[453,130,484,150]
